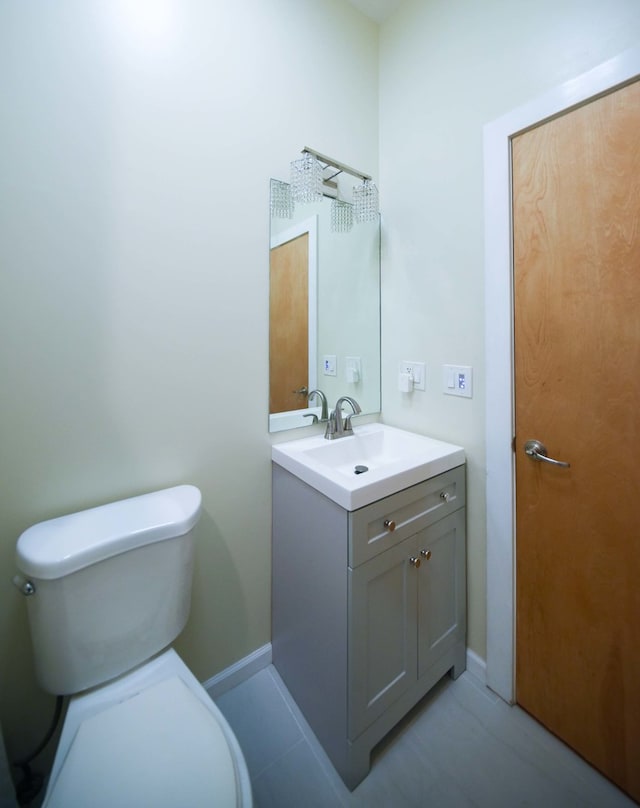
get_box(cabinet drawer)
[348,465,465,568]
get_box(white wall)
[379,0,640,659]
[0,0,378,764]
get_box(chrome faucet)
[325,396,362,440]
[307,389,328,421]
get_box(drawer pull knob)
[409,556,421,568]
[420,549,432,560]
[384,519,396,532]
[440,491,451,503]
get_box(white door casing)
[483,46,640,703]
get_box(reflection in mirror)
[269,216,318,416]
[269,177,381,433]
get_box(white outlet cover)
[399,361,426,391]
[345,356,361,383]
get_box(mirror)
[269,178,381,432]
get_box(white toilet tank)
[16,485,202,695]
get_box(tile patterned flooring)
[214,665,636,808]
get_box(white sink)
[271,422,465,510]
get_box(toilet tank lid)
[16,485,202,580]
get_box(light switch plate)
[323,355,337,376]
[443,365,473,398]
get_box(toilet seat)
[43,650,252,808]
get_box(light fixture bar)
[302,147,372,182]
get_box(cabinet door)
[348,536,419,740]
[417,510,466,678]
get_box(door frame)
[483,47,640,704]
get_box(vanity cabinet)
[272,462,466,790]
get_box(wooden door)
[513,80,640,802]
[269,233,309,413]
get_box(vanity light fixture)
[353,178,379,223]
[290,151,323,203]
[270,179,294,219]
[330,199,354,233]
[287,147,379,231]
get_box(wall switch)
[399,361,426,391]
[443,365,473,398]
[323,355,337,376]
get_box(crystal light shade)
[270,179,294,219]
[290,152,323,203]
[331,199,354,233]
[353,179,379,223]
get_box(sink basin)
[271,422,464,510]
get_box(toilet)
[15,485,252,808]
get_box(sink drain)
[354,465,369,475]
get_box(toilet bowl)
[15,485,252,807]
[43,649,252,808]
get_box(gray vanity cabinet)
[348,509,465,740]
[272,462,466,790]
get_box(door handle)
[292,386,308,395]
[524,439,570,468]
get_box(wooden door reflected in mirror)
[269,233,309,413]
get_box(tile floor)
[214,665,635,808]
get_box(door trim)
[483,46,640,703]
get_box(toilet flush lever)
[12,574,36,596]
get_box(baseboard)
[203,643,272,699]
[203,643,485,700]
[465,647,487,685]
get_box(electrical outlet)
[443,365,473,398]
[345,356,361,384]
[399,361,426,391]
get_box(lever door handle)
[524,439,570,468]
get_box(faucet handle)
[343,413,356,435]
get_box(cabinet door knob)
[384,519,396,532]
[409,556,421,568]
[420,549,432,560]
[440,491,451,503]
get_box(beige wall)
[379,0,640,659]
[0,0,378,762]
